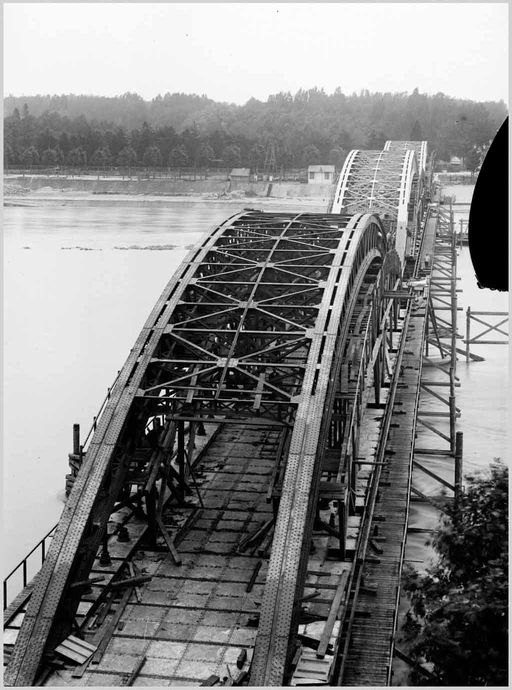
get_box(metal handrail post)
[466,306,471,362]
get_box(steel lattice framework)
[385,139,428,174]
[330,148,420,264]
[6,210,402,687]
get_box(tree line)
[4,88,507,172]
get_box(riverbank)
[4,174,334,204]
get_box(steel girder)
[385,139,428,174]
[330,148,419,264]
[385,140,429,256]
[249,214,395,686]
[6,209,391,687]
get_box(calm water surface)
[3,191,508,577]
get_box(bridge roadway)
[338,209,438,686]
[4,141,435,686]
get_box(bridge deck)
[29,424,278,686]
[15,419,358,687]
[340,212,437,685]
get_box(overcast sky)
[3,3,509,104]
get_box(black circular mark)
[468,117,508,291]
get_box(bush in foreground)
[402,460,508,686]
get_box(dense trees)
[142,145,162,168]
[402,461,508,686]
[90,146,112,168]
[116,146,137,169]
[168,145,188,167]
[4,89,507,171]
[464,146,481,174]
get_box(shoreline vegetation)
[397,461,508,686]
[4,90,506,176]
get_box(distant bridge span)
[330,142,428,263]
[384,139,428,174]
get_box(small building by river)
[308,164,335,183]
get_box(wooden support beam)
[177,421,186,502]
[417,417,451,444]
[69,576,105,590]
[393,647,440,682]
[125,655,147,686]
[128,562,143,604]
[414,447,453,456]
[145,486,158,547]
[246,560,262,593]
[369,539,384,555]
[109,575,152,589]
[457,345,484,362]
[91,584,134,664]
[238,518,274,552]
[413,460,455,491]
[427,299,445,358]
[73,424,80,456]
[421,380,460,387]
[410,486,448,512]
[316,570,349,658]
[155,513,182,565]
[454,432,463,508]
[297,634,333,653]
[421,382,460,410]
[295,591,321,605]
[314,518,342,540]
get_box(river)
[3,189,508,585]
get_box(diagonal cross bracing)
[5,209,387,687]
[385,139,428,173]
[249,213,388,686]
[330,145,423,264]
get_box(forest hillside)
[4,88,507,170]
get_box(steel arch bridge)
[384,139,428,174]
[330,145,425,264]
[6,209,404,687]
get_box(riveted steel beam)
[248,213,396,686]
[6,210,387,687]
[331,144,427,265]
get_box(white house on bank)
[308,164,335,184]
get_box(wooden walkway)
[6,424,279,686]
[340,213,437,685]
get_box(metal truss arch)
[6,209,392,687]
[331,147,420,265]
[249,213,401,686]
[385,139,428,173]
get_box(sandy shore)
[4,187,330,209]
[4,175,334,210]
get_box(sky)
[3,3,509,105]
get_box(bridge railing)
[81,370,122,451]
[342,295,377,492]
[3,524,58,611]
[3,371,122,610]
